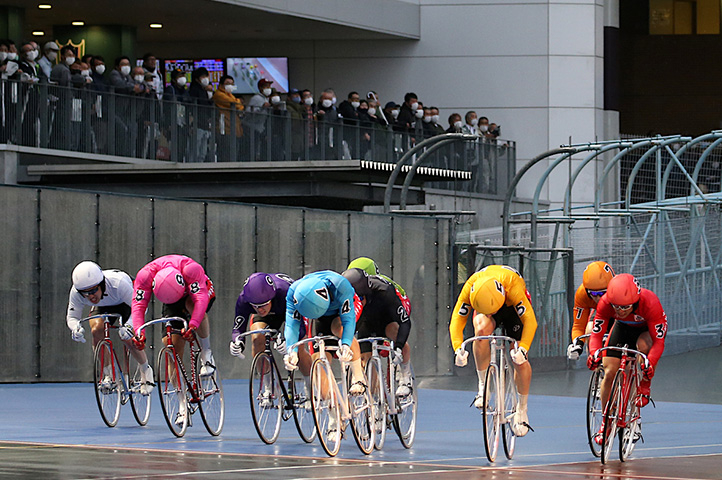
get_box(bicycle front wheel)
[198,353,225,436]
[347,366,375,455]
[586,367,605,457]
[501,362,518,459]
[366,357,387,450]
[290,369,317,443]
[157,346,188,437]
[619,371,640,461]
[392,362,418,449]
[249,352,282,444]
[310,358,341,457]
[127,347,151,426]
[93,340,122,427]
[601,369,624,464]
[482,364,501,462]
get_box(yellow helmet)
[582,261,615,291]
[470,276,506,315]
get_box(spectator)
[109,56,137,94]
[163,70,190,161]
[446,113,463,133]
[462,110,479,135]
[69,61,92,151]
[316,88,340,159]
[212,74,244,161]
[142,53,163,99]
[131,66,152,97]
[18,42,40,83]
[338,91,361,158]
[164,69,189,101]
[50,45,75,86]
[298,89,316,159]
[413,100,425,139]
[269,88,288,160]
[38,41,58,80]
[488,122,501,138]
[421,106,435,138]
[286,88,306,160]
[90,56,108,92]
[247,77,273,160]
[381,101,398,129]
[188,67,214,162]
[81,53,93,67]
[108,56,140,156]
[88,56,109,153]
[357,99,375,158]
[429,106,446,136]
[395,92,418,132]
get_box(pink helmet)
[152,266,186,304]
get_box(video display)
[226,57,289,94]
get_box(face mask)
[480,124,489,133]
[81,69,91,77]
[391,109,400,119]
[200,77,210,87]
[271,95,281,104]
[432,114,440,124]
[262,88,272,96]
[47,51,57,61]
[7,52,17,61]
[471,118,479,126]
[26,50,38,61]
[332,96,337,104]
[423,115,432,123]
[176,76,187,87]
[291,96,301,104]
[410,101,418,111]
[65,56,75,66]
[415,109,424,119]
[120,65,131,75]
[0,52,7,62]
[321,99,333,108]
[95,64,105,75]
[454,121,463,129]
[368,107,376,116]
[225,84,237,94]
[351,101,360,109]
[134,75,145,83]
[304,97,313,105]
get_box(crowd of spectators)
[0,41,502,163]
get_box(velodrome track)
[2,359,721,480]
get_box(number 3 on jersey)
[592,317,604,334]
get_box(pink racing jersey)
[131,254,210,333]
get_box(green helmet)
[347,257,380,276]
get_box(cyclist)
[567,261,615,360]
[450,264,537,437]
[342,267,413,396]
[230,272,312,384]
[347,256,411,314]
[282,270,364,439]
[587,273,667,443]
[67,261,154,395]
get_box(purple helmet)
[243,273,277,305]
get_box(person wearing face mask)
[142,53,163,100]
[37,42,59,80]
[285,88,306,160]
[297,89,316,158]
[462,111,480,136]
[421,106,436,138]
[189,67,215,162]
[89,56,108,92]
[446,113,463,134]
[315,88,340,159]
[429,106,446,136]
[246,78,273,160]
[395,92,419,134]
[18,42,41,83]
[49,45,77,87]
[107,57,142,156]
[108,56,136,94]
[212,75,244,161]
[356,99,375,159]
[161,69,191,161]
[338,91,361,158]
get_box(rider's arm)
[284,285,301,352]
[131,267,153,334]
[512,289,538,352]
[449,277,474,351]
[232,296,254,344]
[384,286,411,349]
[571,285,591,341]
[336,281,358,347]
[182,261,210,330]
[66,288,84,331]
[643,294,668,367]
[588,299,613,354]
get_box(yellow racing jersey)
[450,265,538,351]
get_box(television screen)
[226,57,289,94]
[164,59,225,90]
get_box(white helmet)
[72,261,104,291]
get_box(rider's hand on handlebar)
[182,326,196,341]
[284,352,299,371]
[71,325,86,343]
[642,362,655,380]
[567,337,585,360]
[338,344,354,362]
[274,336,288,355]
[132,332,146,351]
[511,346,528,365]
[392,347,404,365]
[229,339,245,359]
[587,351,601,370]
[454,347,469,367]
[118,325,134,341]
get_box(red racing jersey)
[589,288,668,367]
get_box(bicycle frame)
[81,314,131,397]
[358,337,402,415]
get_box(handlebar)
[136,316,188,334]
[460,335,519,352]
[234,328,279,342]
[80,313,122,324]
[288,335,340,352]
[591,346,651,369]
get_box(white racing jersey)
[66,269,134,331]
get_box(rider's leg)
[250,318,268,358]
[331,317,365,392]
[385,322,413,395]
[600,355,621,408]
[90,317,104,349]
[472,313,496,394]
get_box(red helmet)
[606,273,641,306]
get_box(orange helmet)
[582,261,615,291]
[470,276,506,315]
[606,273,641,306]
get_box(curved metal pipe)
[563,143,629,215]
[625,137,683,209]
[399,137,463,209]
[595,140,653,212]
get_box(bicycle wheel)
[501,362,518,459]
[601,370,624,464]
[126,347,151,426]
[392,362,418,449]
[290,369,316,443]
[93,340,121,427]
[249,352,282,444]
[586,367,605,457]
[482,364,501,462]
[157,346,188,437]
[366,357,387,450]
[198,353,225,436]
[310,358,341,457]
[619,371,640,461]
[347,366,375,455]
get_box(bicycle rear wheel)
[126,347,151,426]
[93,340,121,427]
[366,357,387,450]
[482,364,501,462]
[249,352,282,444]
[392,362,418,449]
[586,367,605,457]
[198,353,225,436]
[157,346,188,437]
[290,369,316,443]
[501,362,518,459]
[347,366,374,455]
[601,370,624,464]
[619,370,640,461]
[310,358,341,457]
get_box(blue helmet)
[243,273,276,305]
[292,276,330,319]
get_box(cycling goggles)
[250,300,272,309]
[78,284,101,297]
[611,303,633,311]
[586,289,606,298]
